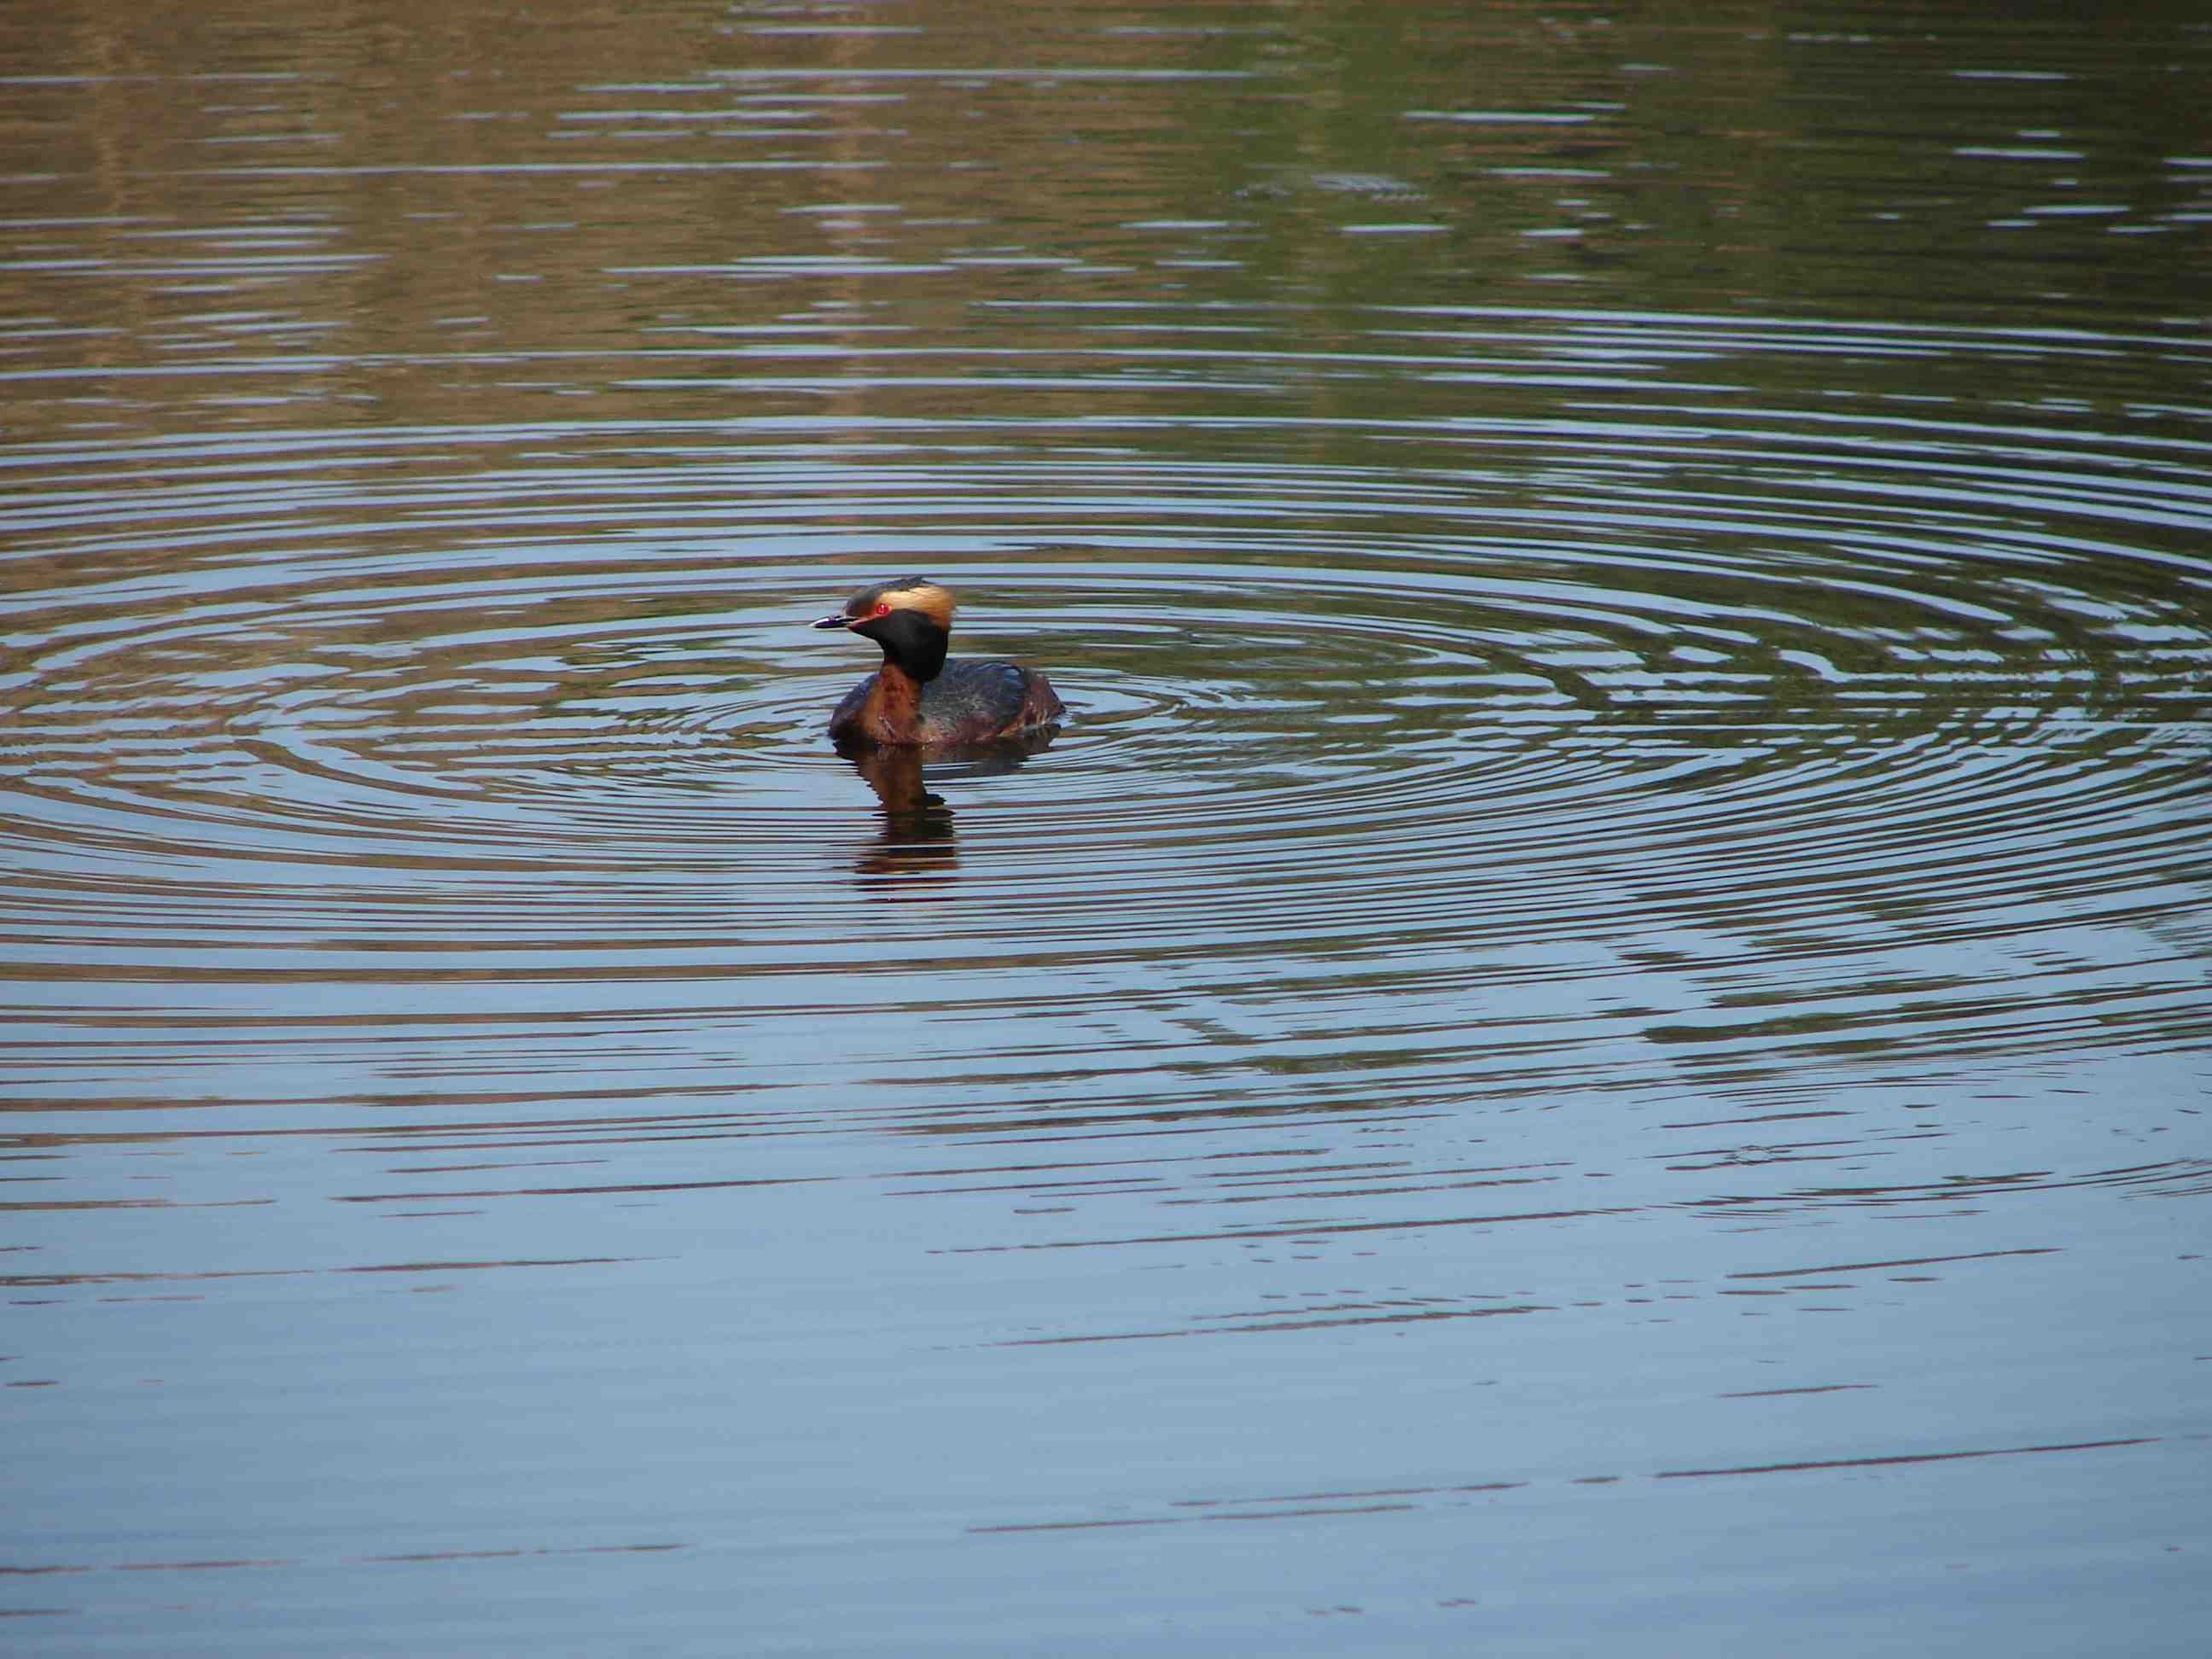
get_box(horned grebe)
[811,576,1064,747]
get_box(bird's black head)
[810,577,954,682]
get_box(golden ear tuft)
[878,579,955,630]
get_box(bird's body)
[829,656,1064,748]
[812,576,1063,748]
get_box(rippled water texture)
[4,1,2210,1653]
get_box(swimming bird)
[811,576,1065,747]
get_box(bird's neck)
[861,660,927,744]
[877,615,949,684]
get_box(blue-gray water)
[3,2,2209,1653]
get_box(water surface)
[3,2,2209,1653]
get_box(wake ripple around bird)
[3,335,2208,1097]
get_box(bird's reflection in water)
[837,727,1058,887]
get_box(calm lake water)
[4,1,2209,1652]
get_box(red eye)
[873,602,891,617]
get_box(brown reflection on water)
[841,744,958,884]
[10,1535,688,1583]
[999,1295,1550,1348]
[973,1435,2161,1535]
[9,0,2200,453]
[0,1255,638,1291]
[840,732,1063,884]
